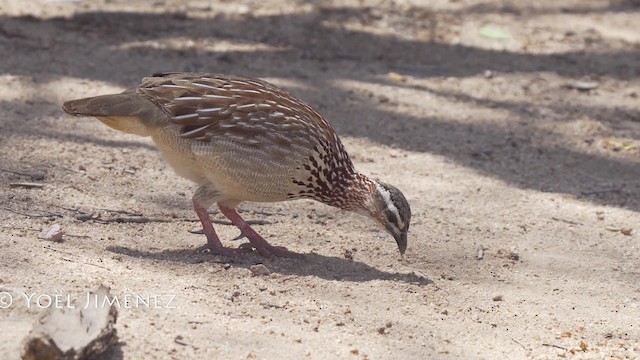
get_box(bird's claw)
[231,232,247,241]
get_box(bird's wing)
[137,73,333,148]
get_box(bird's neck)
[328,173,377,212]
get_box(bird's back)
[137,73,358,204]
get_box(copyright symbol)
[0,292,13,309]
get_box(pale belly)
[152,128,305,203]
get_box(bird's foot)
[217,205,304,259]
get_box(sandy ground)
[1,0,639,359]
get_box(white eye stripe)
[375,183,404,229]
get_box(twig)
[51,204,81,212]
[98,216,218,224]
[542,343,567,350]
[2,225,31,231]
[189,219,272,233]
[174,337,188,346]
[245,210,286,217]
[83,262,111,271]
[113,216,171,223]
[56,165,79,174]
[9,182,44,189]
[44,246,111,270]
[65,234,92,239]
[0,167,44,179]
[2,225,90,238]
[581,188,622,196]
[94,208,143,216]
[471,150,492,159]
[212,220,233,225]
[45,205,273,225]
[226,219,271,226]
[44,245,76,256]
[511,337,527,351]
[0,206,63,218]
[551,217,583,226]
[51,205,145,218]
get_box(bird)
[62,72,411,258]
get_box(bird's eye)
[384,208,401,231]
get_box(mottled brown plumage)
[63,72,411,258]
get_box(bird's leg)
[218,204,303,259]
[193,199,248,257]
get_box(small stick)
[212,220,233,225]
[51,204,80,212]
[231,219,271,225]
[94,207,143,216]
[0,167,43,179]
[56,165,79,174]
[52,205,143,217]
[0,207,62,218]
[542,343,567,350]
[9,182,44,189]
[113,216,171,223]
[246,210,286,217]
[511,337,527,351]
[174,337,188,346]
[65,234,92,239]
[44,245,76,256]
[190,219,272,233]
[1,225,30,231]
[83,262,111,271]
[551,217,583,226]
[44,246,110,270]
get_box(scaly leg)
[193,199,248,257]
[218,204,303,259]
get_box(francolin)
[63,73,411,258]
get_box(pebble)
[566,81,599,91]
[75,213,94,221]
[38,224,63,242]
[250,264,271,276]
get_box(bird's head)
[356,180,411,255]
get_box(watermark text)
[0,291,177,309]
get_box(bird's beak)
[395,231,407,255]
